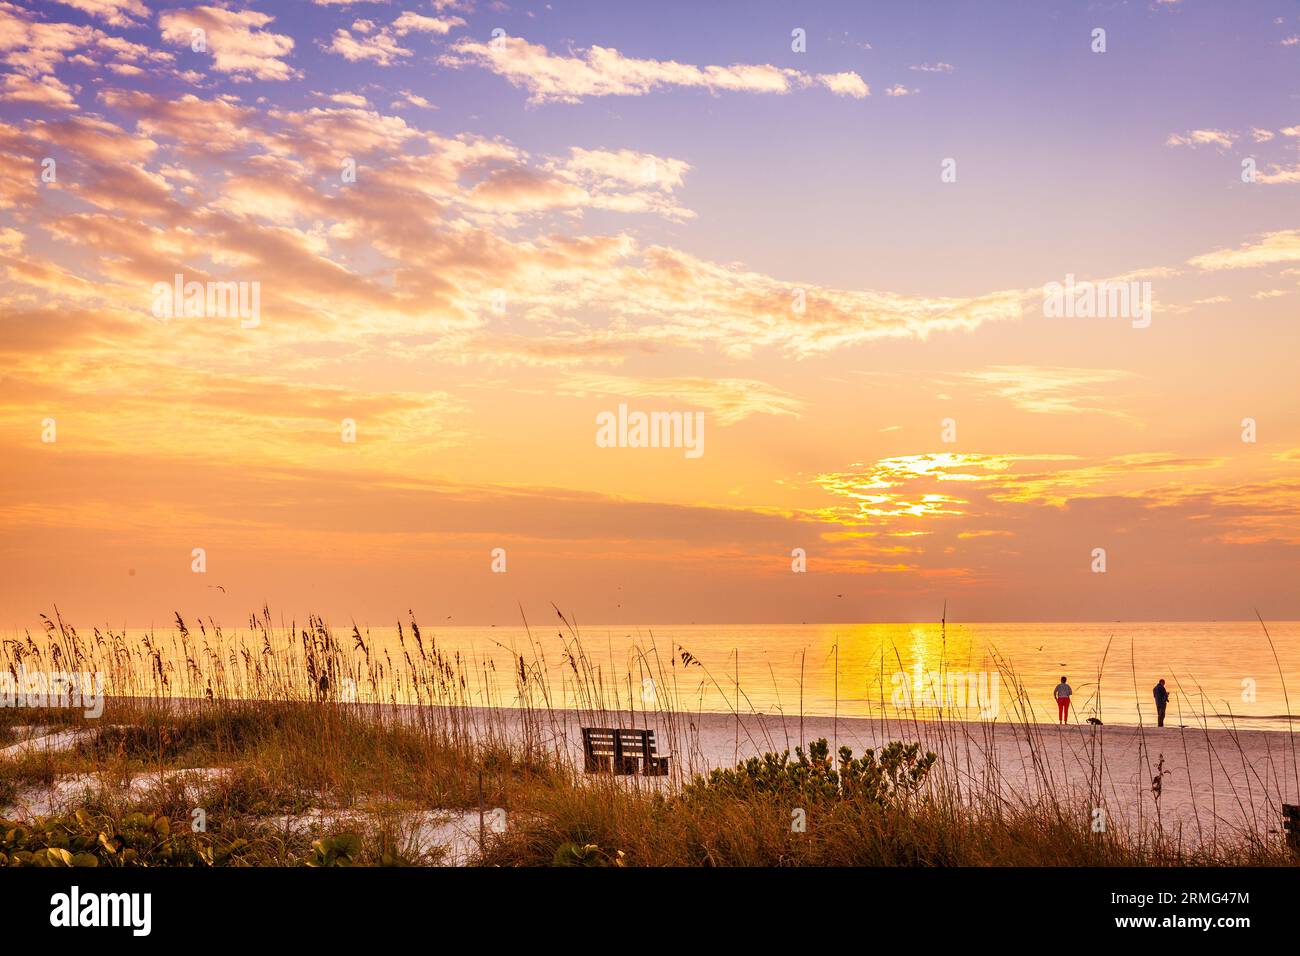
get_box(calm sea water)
[353,620,1300,731]
[39,621,1300,731]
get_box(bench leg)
[643,757,669,777]
[615,756,640,775]
[585,754,611,773]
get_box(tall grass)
[2,608,1296,866]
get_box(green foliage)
[2,810,219,867]
[0,811,432,868]
[0,810,295,866]
[306,832,361,867]
[550,841,624,867]
[685,738,936,808]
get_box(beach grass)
[1,608,1296,867]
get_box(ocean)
[325,619,1300,731]
[18,620,1299,731]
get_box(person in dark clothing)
[1153,679,1170,727]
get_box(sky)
[1,0,1298,627]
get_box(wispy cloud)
[1165,128,1236,149]
[1188,230,1300,270]
[324,12,466,66]
[559,373,805,424]
[439,36,869,103]
[954,366,1136,418]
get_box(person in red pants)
[1054,676,1073,724]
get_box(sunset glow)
[2,0,1298,626]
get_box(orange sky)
[2,0,1299,626]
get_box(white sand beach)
[7,698,1297,853]
[429,703,1300,847]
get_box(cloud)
[0,2,97,74]
[559,147,689,191]
[1188,230,1300,270]
[811,452,1231,527]
[909,62,953,73]
[326,91,370,108]
[98,87,262,154]
[0,86,1035,396]
[439,36,869,103]
[392,12,464,36]
[884,84,915,97]
[464,166,590,213]
[0,4,1296,626]
[391,89,435,110]
[1165,129,1236,149]
[1249,129,1300,183]
[51,0,148,26]
[559,373,805,424]
[442,236,1031,360]
[818,71,869,97]
[1256,164,1300,185]
[158,6,295,81]
[27,111,157,163]
[0,71,77,109]
[538,146,694,219]
[954,366,1135,417]
[325,24,411,66]
[325,13,465,66]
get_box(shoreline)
[87,693,1300,735]
[7,695,1299,856]
[75,695,1300,842]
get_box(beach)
[251,696,1300,848]
[4,693,1297,865]
[392,702,1300,847]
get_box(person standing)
[1054,676,1073,724]
[1153,678,1170,727]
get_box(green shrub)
[0,810,281,867]
[551,841,624,867]
[684,738,936,808]
[306,832,361,867]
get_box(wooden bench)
[581,727,669,776]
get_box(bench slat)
[582,727,664,756]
